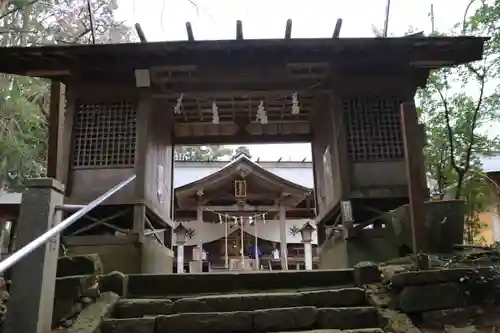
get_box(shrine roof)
[173,158,313,189]
[0,36,488,78]
[174,153,313,197]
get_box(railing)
[0,175,136,274]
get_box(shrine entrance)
[226,230,251,257]
[0,21,486,271]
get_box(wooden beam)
[25,70,70,77]
[400,102,428,257]
[333,18,343,38]
[236,20,243,40]
[234,116,251,136]
[47,81,66,182]
[158,79,327,94]
[135,23,147,43]
[153,89,322,100]
[174,132,311,145]
[201,194,280,203]
[199,205,314,213]
[285,19,292,39]
[204,205,279,212]
[186,22,195,41]
[1,37,486,77]
[152,63,328,82]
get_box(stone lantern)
[174,223,188,273]
[300,221,316,271]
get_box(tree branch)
[0,0,41,21]
[462,0,478,34]
[463,74,485,173]
[436,82,461,175]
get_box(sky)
[116,0,478,161]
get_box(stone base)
[319,229,397,269]
[63,235,173,274]
[386,200,465,254]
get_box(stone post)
[177,244,185,273]
[4,178,64,333]
[303,241,313,271]
[279,204,288,270]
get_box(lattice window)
[343,97,404,162]
[72,100,137,167]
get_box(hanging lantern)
[299,221,316,243]
[234,179,247,198]
[174,223,188,244]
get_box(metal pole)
[224,215,228,269]
[86,0,96,44]
[0,175,136,273]
[177,244,184,273]
[254,219,259,270]
[383,0,391,37]
[304,242,313,270]
[240,217,244,267]
[135,23,147,42]
[430,4,435,34]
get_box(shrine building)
[0,21,486,273]
[172,152,317,271]
[0,152,318,271]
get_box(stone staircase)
[48,254,388,332]
[101,287,384,333]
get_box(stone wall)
[141,237,173,274]
[385,200,465,254]
[376,265,498,331]
[64,235,173,274]
[319,229,397,269]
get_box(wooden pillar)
[279,204,288,270]
[196,201,204,271]
[133,70,151,238]
[400,102,428,257]
[133,205,146,241]
[47,81,66,182]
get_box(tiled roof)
[174,156,313,189]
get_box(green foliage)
[0,0,132,190]
[174,145,234,161]
[232,146,252,159]
[0,75,48,190]
[417,1,500,244]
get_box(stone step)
[113,288,367,318]
[124,269,354,297]
[276,330,384,333]
[101,306,381,333]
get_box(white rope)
[256,100,268,124]
[212,101,219,124]
[291,92,300,115]
[173,93,184,114]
